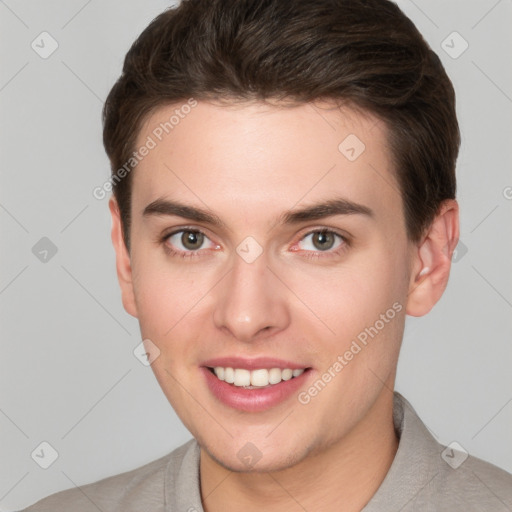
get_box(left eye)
[297,230,344,252]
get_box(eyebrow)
[142,196,374,228]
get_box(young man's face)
[111,100,421,472]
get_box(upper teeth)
[213,367,305,387]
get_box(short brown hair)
[102,0,459,251]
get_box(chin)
[201,434,312,474]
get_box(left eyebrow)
[142,196,374,228]
[279,197,374,224]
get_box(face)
[112,100,418,472]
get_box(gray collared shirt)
[21,392,512,511]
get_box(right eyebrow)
[143,198,228,229]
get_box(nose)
[212,249,290,343]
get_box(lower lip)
[201,367,312,412]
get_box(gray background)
[1,0,511,509]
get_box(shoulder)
[393,393,512,510]
[433,449,512,510]
[19,439,196,512]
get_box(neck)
[200,387,399,512]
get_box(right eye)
[162,228,219,259]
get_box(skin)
[109,100,459,512]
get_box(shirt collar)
[362,391,441,510]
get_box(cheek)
[130,256,206,397]
[130,238,211,318]
[291,251,406,330]
[283,244,409,373]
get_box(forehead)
[131,100,400,227]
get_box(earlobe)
[406,199,459,317]
[109,197,139,318]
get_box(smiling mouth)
[207,366,311,388]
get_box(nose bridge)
[212,245,289,341]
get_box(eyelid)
[295,226,350,243]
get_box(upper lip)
[202,357,311,371]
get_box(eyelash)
[159,226,350,261]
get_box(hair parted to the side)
[102,0,460,252]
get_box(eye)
[294,229,348,258]
[163,229,218,257]
[161,227,349,261]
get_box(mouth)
[201,364,314,412]
[206,366,310,389]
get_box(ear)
[109,197,138,318]
[406,199,459,317]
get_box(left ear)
[406,199,459,317]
